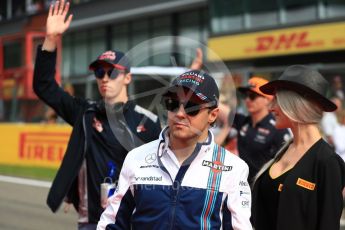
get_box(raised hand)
[189,48,203,70]
[43,0,73,51]
[47,0,73,37]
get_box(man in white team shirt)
[97,70,252,230]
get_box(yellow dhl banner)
[208,21,345,61]
[0,123,72,168]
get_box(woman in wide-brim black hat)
[251,65,345,230]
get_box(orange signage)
[296,178,316,191]
[19,132,69,163]
[0,123,71,168]
[208,21,345,61]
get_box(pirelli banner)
[208,21,345,61]
[0,123,71,168]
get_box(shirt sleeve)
[146,118,162,142]
[232,113,246,131]
[97,156,135,230]
[33,46,86,125]
[227,161,253,230]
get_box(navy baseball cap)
[163,70,219,105]
[89,50,131,71]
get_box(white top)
[320,112,338,137]
[333,125,345,162]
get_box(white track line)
[0,175,51,188]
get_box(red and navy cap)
[89,50,131,71]
[163,70,219,105]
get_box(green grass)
[0,164,57,181]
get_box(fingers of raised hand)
[48,3,53,16]
[53,1,59,15]
[65,14,73,28]
[51,1,69,16]
[63,1,70,16]
[58,0,65,15]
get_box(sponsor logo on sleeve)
[240,188,251,208]
[241,200,250,208]
[240,190,250,197]
[239,180,249,187]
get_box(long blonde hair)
[276,90,323,124]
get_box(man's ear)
[124,72,132,85]
[208,107,219,124]
[264,97,272,106]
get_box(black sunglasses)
[94,67,125,79]
[245,91,261,101]
[163,98,215,116]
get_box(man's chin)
[103,95,117,102]
[171,130,189,139]
[170,129,200,141]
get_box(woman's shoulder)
[314,139,337,157]
[313,139,345,167]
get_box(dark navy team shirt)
[87,101,161,222]
[233,113,290,183]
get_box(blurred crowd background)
[1,0,345,168]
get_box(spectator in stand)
[333,109,345,161]
[216,77,291,184]
[320,97,342,146]
[331,75,344,101]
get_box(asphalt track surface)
[0,175,344,229]
[0,176,77,230]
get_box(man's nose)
[102,73,110,81]
[175,104,187,117]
